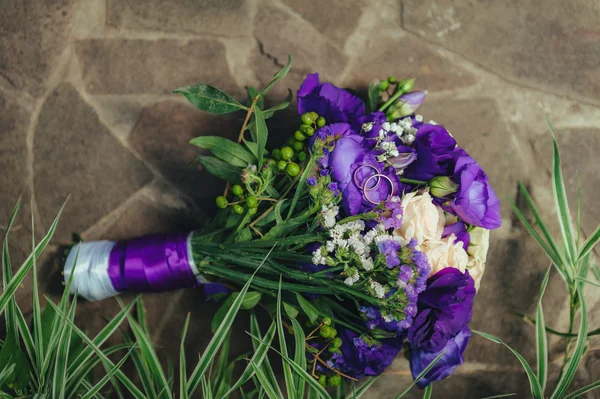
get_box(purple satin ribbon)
[107,232,200,293]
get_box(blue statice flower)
[328,182,340,197]
[377,239,402,268]
[376,196,404,230]
[307,176,317,186]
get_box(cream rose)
[395,191,444,245]
[466,227,490,290]
[421,234,469,276]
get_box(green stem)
[399,178,428,185]
[312,266,345,277]
[378,89,405,113]
[337,212,378,225]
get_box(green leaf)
[393,351,446,398]
[254,107,268,168]
[263,89,293,119]
[274,199,288,225]
[277,279,296,399]
[578,222,600,260]
[52,295,78,399]
[536,267,551,392]
[240,291,263,310]
[243,139,260,161]
[296,293,320,324]
[548,126,577,265]
[174,84,246,114]
[260,55,292,96]
[250,363,281,399]
[367,80,381,113]
[0,332,29,390]
[283,302,299,319]
[190,136,256,167]
[2,198,21,355]
[250,313,283,398]
[286,156,316,219]
[247,87,264,109]
[481,395,517,399]
[345,377,378,399]
[186,248,273,396]
[474,330,543,398]
[551,284,588,398]
[196,155,242,183]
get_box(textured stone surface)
[0,0,76,97]
[343,35,477,92]
[403,0,600,105]
[128,101,241,203]
[106,0,253,37]
[280,0,366,48]
[34,83,153,242]
[75,39,238,95]
[253,2,347,84]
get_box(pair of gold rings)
[352,164,395,205]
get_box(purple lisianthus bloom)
[298,73,365,124]
[386,91,427,120]
[328,140,402,215]
[442,221,470,250]
[309,122,359,168]
[448,151,501,230]
[409,326,471,389]
[403,123,457,181]
[408,268,475,353]
[328,329,400,378]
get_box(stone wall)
[1,0,600,397]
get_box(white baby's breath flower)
[467,227,490,290]
[395,191,444,245]
[321,204,339,228]
[382,122,391,131]
[362,122,373,132]
[415,114,423,122]
[312,247,327,265]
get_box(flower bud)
[386,91,426,120]
[397,77,415,94]
[429,176,459,198]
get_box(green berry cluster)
[312,317,344,387]
[215,183,260,215]
[269,111,325,178]
[378,75,415,95]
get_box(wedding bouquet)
[64,58,501,389]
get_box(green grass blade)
[481,394,517,399]
[0,200,66,314]
[536,267,551,392]
[474,330,543,398]
[563,379,600,399]
[180,313,191,399]
[80,347,135,399]
[46,300,147,399]
[2,198,21,351]
[201,374,213,399]
[423,384,433,399]
[52,295,77,399]
[345,376,378,399]
[0,364,16,387]
[250,313,283,398]
[14,304,37,381]
[247,332,332,399]
[276,277,296,399]
[187,247,273,396]
[219,322,277,399]
[393,351,446,398]
[127,316,172,399]
[577,223,600,261]
[577,277,600,287]
[66,299,137,393]
[31,206,45,382]
[291,318,307,398]
[551,284,588,398]
[126,334,158,398]
[250,363,281,399]
[548,128,577,265]
[286,156,316,220]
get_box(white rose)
[421,234,469,276]
[466,227,490,290]
[395,191,444,245]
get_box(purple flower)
[376,197,403,230]
[307,176,317,186]
[328,182,340,196]
[403,124,457,181]
[328,329,400,378]
[442,221,470,250]
[449,151,501,230]
[356,111,387,138]
[377,239,401,268]
[298,73,365,124]
[408,268,475,353]
[409,326,471,389]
